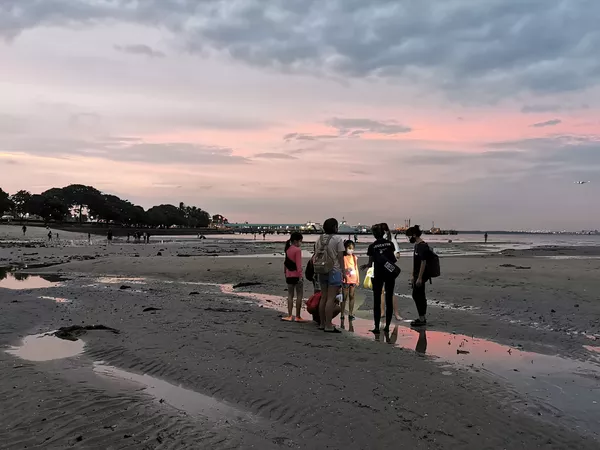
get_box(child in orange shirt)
[341,240,359,324]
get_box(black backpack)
[426,245,440,279]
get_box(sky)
[1,0,599,230]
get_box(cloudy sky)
[1,0,599,230]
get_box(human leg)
[348,285,356,318]
[372,277,384,333]
[384,279,396,331]
[318,275,328,329]
[286,284,295,318]
[295,281,304,318]
[341,285,349,319]
[411,283,427,326]
[324,285,339,330]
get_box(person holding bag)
[362,223,400,334]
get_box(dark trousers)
[412,282,427,316]
[372,276,396,331]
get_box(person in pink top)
[283,232,306,322]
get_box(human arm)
[392,236,401,258]
[415,244,428,286]
[361,245,373,271]
[416,260,427,286]
[294,247,303,278]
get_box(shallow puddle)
[219,283,600,437]
[93,363,255,423]
[0,272,65,290]
[6,333,84,361]
[39,295,71,303]
[95,277,146,285]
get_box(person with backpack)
[406,225,438,327]
[283,232,306,322]
[313,218,346,333]
[362,223,400,334]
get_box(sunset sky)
[1,1,599,230]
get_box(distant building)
[211,214,229,226]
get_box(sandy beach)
[1,225,599,449]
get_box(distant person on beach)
[47,229,52,241]
[88,233,91,243]
[314,218,345,333]
[22,225,27,236]
[341,240,359,324]
[406,225,429,327]
[484,232,488,243]
[107,229,113,244]
[283,232,306,322]
[363,223,399,334]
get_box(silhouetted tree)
[147,204,186,227]
[0,188,14,215]
[28,192,69,222]
[9,190,32,218]
[62,184,104,224]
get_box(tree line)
[0,184,212,228]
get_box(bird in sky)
[574,181,590,184]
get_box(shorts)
[318,269,343,288]
[286,278,303,296]
[343,283,357,289]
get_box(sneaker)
[410,319,427,327]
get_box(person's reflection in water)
[384,325,399,345]
[348,320,354,333]
[415,329,428,354]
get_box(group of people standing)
[282,218,435,334]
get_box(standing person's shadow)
[415,329,427,354]
[384,325,399,345]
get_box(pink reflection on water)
[220,284,600,377]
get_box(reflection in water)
[415,329,427,354]
[39,296,71,304]
[93,363,256,424]
[217,282,600,437]
[0,271,65,290]
[6,333,84,361]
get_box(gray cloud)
[327,118,412,135]
[0,114,25,134]
[3,1,600,97]
[530,119,562,128]
[114,44,165,58]
[4,136,249,165]
[521,104,589,114]
[283,118,411,143]
[253,152,297,160]
[283,133,338,142]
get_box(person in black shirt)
[406,225,428,327]
[362,223,398,334]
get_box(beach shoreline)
[1,225,599,449]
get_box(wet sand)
[1,225,599,449]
